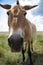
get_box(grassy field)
[0,32,43,65]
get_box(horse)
[0,0,37,65]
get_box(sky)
[0,0,43,32]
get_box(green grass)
[0,32,43,65]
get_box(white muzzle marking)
[8,28,24,38]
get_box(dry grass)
[0,32,43,65]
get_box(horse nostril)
[21,38,23,43]
[8,38,12,46]
[8,38,10,43]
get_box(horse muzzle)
[8,34,23,52]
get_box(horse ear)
[0,4,11,9]
[23,5,38,10]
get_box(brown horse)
[0,0,37,65]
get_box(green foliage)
[0,32,43,65]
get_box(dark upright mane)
[16,0,19,5]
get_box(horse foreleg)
[28,42,33,65]
[31,40,33,52]
[22,47,25,62]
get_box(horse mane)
[16,0,19,5]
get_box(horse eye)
[24,12,27,16]
[7,12,9,16]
